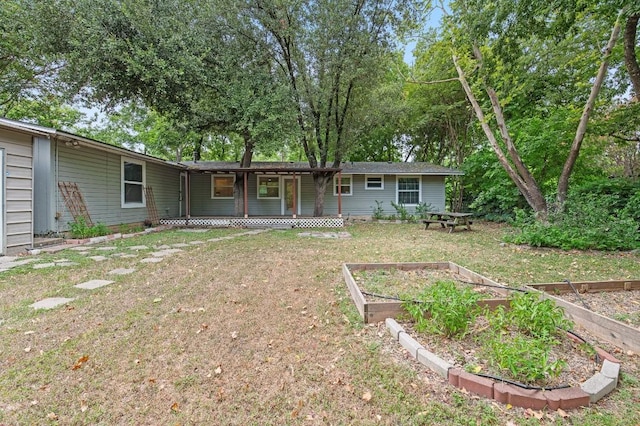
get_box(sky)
[403,4,446,65]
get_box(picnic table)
[422,212,473,233]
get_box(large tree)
[242,0,422,216]
[444,0,633,216]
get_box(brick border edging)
[385,318,620,410]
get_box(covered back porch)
[168,162,346,228]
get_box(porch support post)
[337,171,342,218]
[186,171,191,224]
[243,172,248,218]
[292,172,297,218]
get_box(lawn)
[0,223,638,425]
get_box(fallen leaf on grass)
[231,331,238,339]
[72,355,89,370]
[24,347,31,353]
[362,391,372,402]
[46,412,58,420]
[525,408,544,419]
[80,400,88,412]
[171,402,180,412]
[214,366,222,375]
[153,298,162,303]
[557,408,569,418]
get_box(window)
[365,175,384,190]
[257,175,280,199]
[397,176,421,205]
[121,157,145,208]
[211,175,234,198]
[334,174,352,196]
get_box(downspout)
[54,137,60,234]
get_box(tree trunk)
[557,11,623,205]
[234,135,254,217]
[453,55,548,215]
[312,172,331,217]
[624,13,640,99]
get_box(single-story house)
[0,117,463,254]
[181,161,463,219]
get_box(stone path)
[1,228,273,311]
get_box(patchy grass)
[0,222,639,424]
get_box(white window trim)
[333,174,353,196]
[121,157,146,208]
[257,175,281,199]
[211,174,235,199]
[395,175,422,206]
[365,174,384,190]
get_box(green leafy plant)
[371,200,385,220]
[390,201,415,222]
[483,333,567,383]
[507,291,572,341]
[403,280,481,338]
[414,202,435,219]
[68,217,111,239]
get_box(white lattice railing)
[159,217,344,228]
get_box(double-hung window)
[211,175,234,198]
[257,175,280,199]
[333,174,352,196]
[396,176,421,205]
[121,157,146,208]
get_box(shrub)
[68,217,111,239]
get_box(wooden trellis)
[144,186,160,225]
[58,181,93,227]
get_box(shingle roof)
[183,161,463,176]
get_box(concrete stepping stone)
[189,240,205,245]
[129,245,149,250]
[108,268,136,275]
[117,253,139,259]
[95,246,118,251]
[140,257,163,263]
[178,228,209,233]
[55,261,78,267]
[151,249,182,257]
[171,243,190,248]
[33,262,56,269]
[154,244,171,250]
[69,246,92,252]
[75,279,114,290]
[31,297,75,309]
[89,255,108,262]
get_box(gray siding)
[55,142,181,231]
[0,128,33,254]
[322,175,447,216]
[187,173,447,217]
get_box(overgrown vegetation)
[68,217,110,239]
[371,201,435,222]
[404,285,575,384]
[505,181,640,251]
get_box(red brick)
[506,386,548,410]
[493,383,510,405]
[595,347,621,364]
[544,389,562,411]
[558,387,590,410]
[457,370,494,399]
[448,368,461,387]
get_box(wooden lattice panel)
[58,181,93,227]
[144,186,160,225]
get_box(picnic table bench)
[423,212,473,233]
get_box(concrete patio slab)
[31,297,75,309]
[75,279,115,290]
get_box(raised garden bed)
[343,262,510,323]
[527,280,640,354]
[343,262,623,410]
